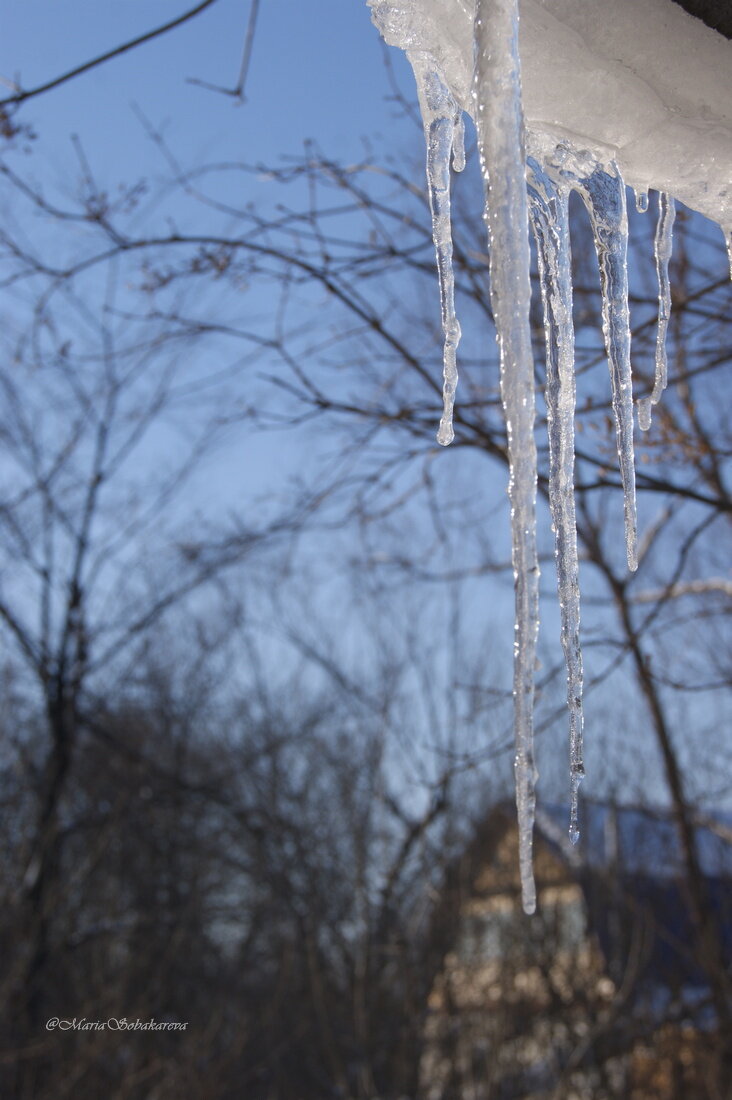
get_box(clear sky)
[0,0,415,187]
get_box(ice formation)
[411,58,464,446]
[638,193,676,431]
[527,160,582,849]
[369,0,732,912]
[473,0,540,914]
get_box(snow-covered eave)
[370,0,732,227]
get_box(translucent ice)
[635,189,649,214]
[369,0,732,896]
[639,193,675,431]
[369,0,732,226]
[474,0,539,914]
[527,159,584,846]
[410,55,464,447]
[575,165,638,572]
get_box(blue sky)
[1,0,415,185]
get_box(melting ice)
[639,193,676,431]
[369,0,731,913]
[410,56,464,446]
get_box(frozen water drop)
[452,114,466,173]
[635,189,649,213]
[638,395,652,431]
[569,767,585,845]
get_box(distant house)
[420,800,732,1100]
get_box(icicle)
[577,165,638,572]
[637,397,652,433]
[452,114,466,173]
[639,192,675,431]
[409,55,463,447]
[652,193,675,398]
[370,0,732,919]
[634,189,649,213]
[527,160,584,845]
[474,0,539,914]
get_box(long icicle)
[639,192,675,431]
[578,165,638,571]
[409,55,464,447]
[474,0,539,914]
[528,161,585,845]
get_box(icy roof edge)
[369,0,732,226]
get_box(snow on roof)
[370,0,732,225]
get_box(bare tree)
[0,18,730,1098]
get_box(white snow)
[368,0,732,909]
[370,0,732,225]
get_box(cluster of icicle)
[406,0,687,913]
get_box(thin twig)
[0,0,221,109]
[187,0,261,102]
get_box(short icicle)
[474,0,539,914]
[410,55,464,447]
[639,192,675,431]
[577,165,638,571]
[527,160,584,844]
[634,189,649,214]
[452,113,466,173]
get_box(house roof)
[539,799,732,879]
[534,800,732,1004]
[451,798,732,1011]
